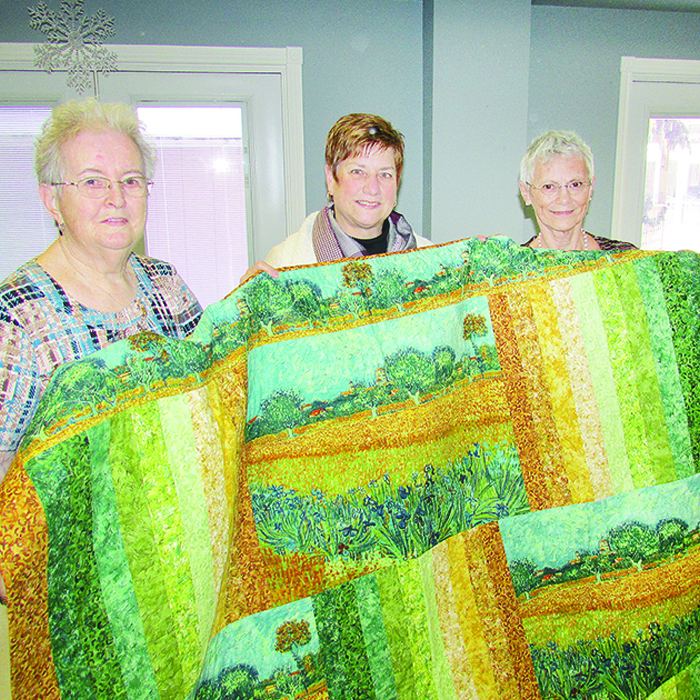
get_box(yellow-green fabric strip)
[158,394,218,661]
[596,264,675,488]
[593,266,650,487]
[130,401,202,694]
[395,560,435,700]
[569,272,634,495]
[376,563,431,700]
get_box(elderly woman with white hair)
[0,99,202,480]
[520,130,637,251]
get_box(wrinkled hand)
[239,261,280,285]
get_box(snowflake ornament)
[29,0,118,93]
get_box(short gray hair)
[35,98,156,184]
[519,130,594,184]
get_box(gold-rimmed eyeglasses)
[526,180,592,197]
[51,176,154,199]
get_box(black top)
[350,219,390,256]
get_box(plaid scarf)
[311,204,418,262]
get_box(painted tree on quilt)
[275,619,312,690]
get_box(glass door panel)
[643,117,700,252]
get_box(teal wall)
[2,0,700,244]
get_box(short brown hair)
[325,113,405,185]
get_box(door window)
[139,106,249,308]
[612,57,700,252]
[0,106,54,280]
[643,117,700,251]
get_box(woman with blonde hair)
[0,98,202,479]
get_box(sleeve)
[139,257,204,338]
[265,212,319,268]
[174,277,204,337]
[0,314,42,455]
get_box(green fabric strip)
[88,421,159,700]
[35,436,125,697]
[376,564,423,700]
[336,582,378,700]
[313,588,351,699]
[569,273,634,494]
[634,258,695,480]
[656,253,700,470]
[613,262,675,485]
[158,395,217,659]
[353,574,399,700]
[395,561,435,699]
[109,409,186,698]
[419,554,456,700]
[593,266,651,488]
[27,442,97,696]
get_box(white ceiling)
[532,0,700,11]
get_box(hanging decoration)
[28,0,118,93]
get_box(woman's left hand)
[239,261,280,285]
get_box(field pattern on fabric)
[0,237,698,699]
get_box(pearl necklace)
[538,232,589,250]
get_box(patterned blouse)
[0,255,202,456]
[522,233,638,252]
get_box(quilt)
[0,237,699,700]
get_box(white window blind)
[140,107,249,308]
[0,107,55,282]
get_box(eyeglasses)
[51,176,154,198]
[526,180,592,197]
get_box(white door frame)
[612,56,700,247]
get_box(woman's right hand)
[239,261,280,285]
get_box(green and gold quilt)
[1,237,699,699]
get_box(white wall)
[430,0,532,243]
